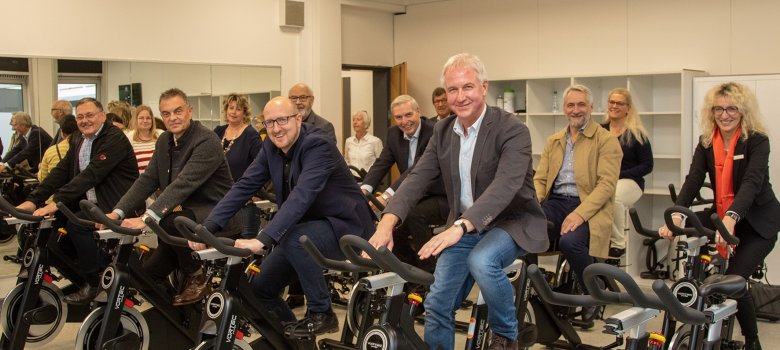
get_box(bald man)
[288,83,336,143]
[202,96,375,336]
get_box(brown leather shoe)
[488,333,518,350]
[172,270,211,306]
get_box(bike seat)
[699,274,746,299]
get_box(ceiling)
[343,0,449,12]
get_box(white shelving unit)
[489,70,707,282]
[188,90,280,130]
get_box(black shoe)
[64,284,98,305]
[609,247,625,258]
[286,294,306,309]
[744,338,762,350]
[286,311,339,337]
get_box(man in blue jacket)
[201,96,375,335]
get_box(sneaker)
[488,333,518,350]
[609,247,625,258]
[286,311,339,337]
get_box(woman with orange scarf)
[659,82,780,350]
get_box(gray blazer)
[384,106,549,254]
[115,120,241,234]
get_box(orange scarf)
[712,126,741,258]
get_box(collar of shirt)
[403,121,422,141]
[566,119,590,139]
[452,104,487,138]
[23,127,32,141]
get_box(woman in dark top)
[660,82,779,350]
[214,93,261,237]
[601,88,653,258]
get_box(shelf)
[644,188,672,196]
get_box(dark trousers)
[392,195,448,272]
[241,204,261,239]
[142,210,202,281]
[251,219,343,322]
[57,212,104,286]
[543,194,593,286]
[696,211,776,340]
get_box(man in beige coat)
[534,84,622,286]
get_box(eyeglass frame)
[262,114,298,129]
[607,100,628,107]
[75,111,102,121]
[712,106,740,116]
[288,95,311,102]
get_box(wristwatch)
[725,211,741,223]
[454,219,471,234]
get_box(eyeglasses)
[607,100,627,107]
[262,115,296,128]
[160,105,188,119]
[288,95,311,102]
[76,112,100,121]
[712,106,739,116]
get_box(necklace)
[222,135,236,154]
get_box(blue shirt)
[553,122,588,197]
[453,105,487,213]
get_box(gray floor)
[0,236,777,349]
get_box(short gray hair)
[11,112,32,127]
[390,95,421,113]
[440,53,487,86]
[351,110,371,127]
[563,84,594,107]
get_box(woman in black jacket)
[660,82,780,350]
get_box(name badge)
[733,154,744,160]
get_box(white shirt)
[453,105,487,213]
[344,133,383,173]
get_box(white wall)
[342,5,395,67]
[395,0,780,118]
[342,69,376,138]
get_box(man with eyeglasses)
[288,83,336,143]
[431,86,453,121]
[198,96,375,336]
[50,99,74,145]
[105,88,241,306]
[360,94,446,273]
[533,84,622,290]
[17,97,139,304]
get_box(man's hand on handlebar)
[32,202,58,217]
[188,240,208,251]
[364,214,398,259]
[418,224,465,260]
[16,201,37,212]
[235,238,265,254]
[121,217,147,230]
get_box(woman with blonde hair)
[214,93,261,237]
[600,88,653,258]
[126,105,162,172]
[659,82,778,350]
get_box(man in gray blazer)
[107,88,241,306]
[368,53,548,350]
[288,83,336,143]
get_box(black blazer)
[3,125,53,172]
[677,132,780,239]
[362,117,445,196]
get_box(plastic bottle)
[552,90,559,113]
[496,95,504,109]
[503,88,515,113]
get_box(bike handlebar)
[652,279,708,325]
[80,201,142,236]
[526,264,603,307]
[664,206,739,245]
[375,246,434,286]
[143,216,189,247]
[583,263,665,310]
[172,216,251,258]
[299,235,374,273]
[338,235,381,270]
[629,208,660,239]
[0,195,42,222]
[56,201,96,229]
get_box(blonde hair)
[699,82,767,147]
[131,105,159,142]
[222,93,252,124]
[602,88,649,146]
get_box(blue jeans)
[423,227,525,349]
[250,220,343,322]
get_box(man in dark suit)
[0,112,53,173]
[18,98,139,304]
[288,83,336,143]
[368,53,548,350]
[361,94,447,272]
[431,86,453,121]
[201,96,375,336]
[106,88,240,306]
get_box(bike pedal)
[23,303,58,325]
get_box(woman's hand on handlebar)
[33,202,58,217]
[188,240,208,251]
[658,215,684,239]
[716,215,737,246]
[235,238,265,254]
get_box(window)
[0,74,28,153]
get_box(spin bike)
[153,215,316,350]
[61,200,201,349]
[630,206,743,350]
[0,197,90,349]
